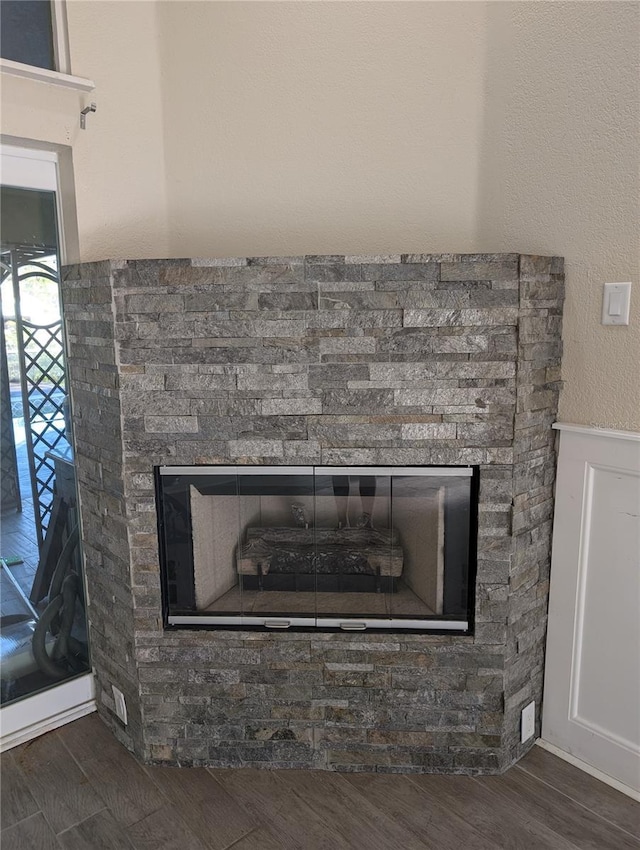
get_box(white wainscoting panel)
[542,425,640,795]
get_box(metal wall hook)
[80,102,97,130]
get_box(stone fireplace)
[62,252,563,773]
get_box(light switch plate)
[521,700,535,743]
[602,282,631,325]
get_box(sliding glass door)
[0,146,93,749]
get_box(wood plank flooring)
[1,713,638,850]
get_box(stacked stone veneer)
[61,253,563,773]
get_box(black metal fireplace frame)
[154,464,479,635]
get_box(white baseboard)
[0,673,96,752]
[536,739,640,802]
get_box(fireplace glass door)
[156,466,476,632]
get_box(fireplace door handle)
[340,622,367,630]
[264,619,291,629]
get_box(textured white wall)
[157,1,486,257]
[477,2,640,431]
[67,0,170,260]
[1,1,638,430]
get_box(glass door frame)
[0,143,95,753]
[158,464,475,633]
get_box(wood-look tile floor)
[1,713,639,850]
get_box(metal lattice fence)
[0,311,21,514]
[1,247,70,546]
[21,318,68,538]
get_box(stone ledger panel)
[61,253,564,772]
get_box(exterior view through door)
[0,146,93,749]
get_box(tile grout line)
[2,748,66,843]
[140,761,237,850]
[0,810,63,849]
[403,773,506,850]
[219,826,262,850]
[467,772,606,850]
[206,767,357,850]
[58,719,216,846]
[513,763,640,842]
[408,770,600,850]
[54,806,109,838]
[55,725,164,837]
[280,769,435,850]
[57,810,139,850]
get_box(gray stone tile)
[440,260,518,281]
[62,251,563,775]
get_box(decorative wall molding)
[542,425,640,793]
[0,58,94,92]
[553,423,640,443]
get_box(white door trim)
[1,144,68,262]
[0,144,58,189]
[0,673,95,752]
[1,144,93,748]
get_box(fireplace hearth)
[62,252,563,773]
